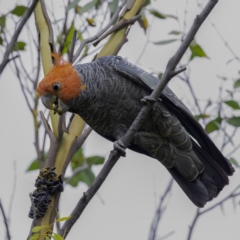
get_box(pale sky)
[0,0,240,240]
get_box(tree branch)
[0,0,39,74]
[59,0,218,237]
[39,111,59,167]
[72,0,127,63]
[187,184,240,240]
[0,199,11,240]
[148,178,174,240]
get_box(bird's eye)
[53,83,60,91]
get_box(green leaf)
[45,236,50,240]
[95,0,102,9]
[52,233,64,240]
[86,18,96,27]
[29,233,40,240]
[71,147,84,170]
[224,100,240,109]
[32,226,49,233]
[138,9,148,33]
[0,16,6,30]
[109,0,118,18]
[67,168,95,187]
[56,215,72,222]
[189,40,207,60]
[169,30,181,35]
[205,116,222,134]
[149,9,166,19]
[11,5,27,17]
[153,39,178,45]
[144,0,151,6]
[164,14,178,20]
[233,79,240,88]
[227,116,240,127]
[27,153,47,171]
[149,9,177,20]
[62,24,75,55]
[86,156,104,166]
[13,41,26,51]
[77,31,83,41]
[158,72,163,79]
[194,113,210,121]
[67,0,81,11]
[230,157,239,167]
[79,0,98,14]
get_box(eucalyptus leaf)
[32,226,49,233]
[227,116,240,127]
[109,0,118,18]
[0,16,6,30]
[62,24,75,55]
[13,41,26,51]
[11,5,27,16]
[233,79,240,88]
[205,116,222,133]
[189,40,207,60]
[224,100,240,110]
[230,157,239,167]
[26,153,47,171]
[56,215,72,222]
[79,0,98,14]
[86,156,104,166]
[149,9,166,19]
[71,147,84,170]
[153,39,178,45]
[67,168,95,187]
[169,30,181,35]
[194,114,210,121]
[67,0,80,11]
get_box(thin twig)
[149,178,174,240]
[226,143,240,158]
[8,161,17,220]
[69,30,77,63]
[39,111,58,167]
[0,200,11,240]
[187,184,240,240]
[92,15,141,46]
[40,0,55,53]
[72,0,127,63]
[0,0,39,74]
[157,231,175,240]
[58,0,71,54]
[59,1,218,237]
[135,18,155,65]
[12,55,33,111]
[62,127,92,176]
[187,208,200,240]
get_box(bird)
[37,53,234,207]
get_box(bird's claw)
[141,96,157,104]
[114,140,126,157]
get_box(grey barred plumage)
[39,55,234,207]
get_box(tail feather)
[168,140,230,207]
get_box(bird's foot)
[141,96,157,104]
[114,140,126,157]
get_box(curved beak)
[40,94,70,115]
